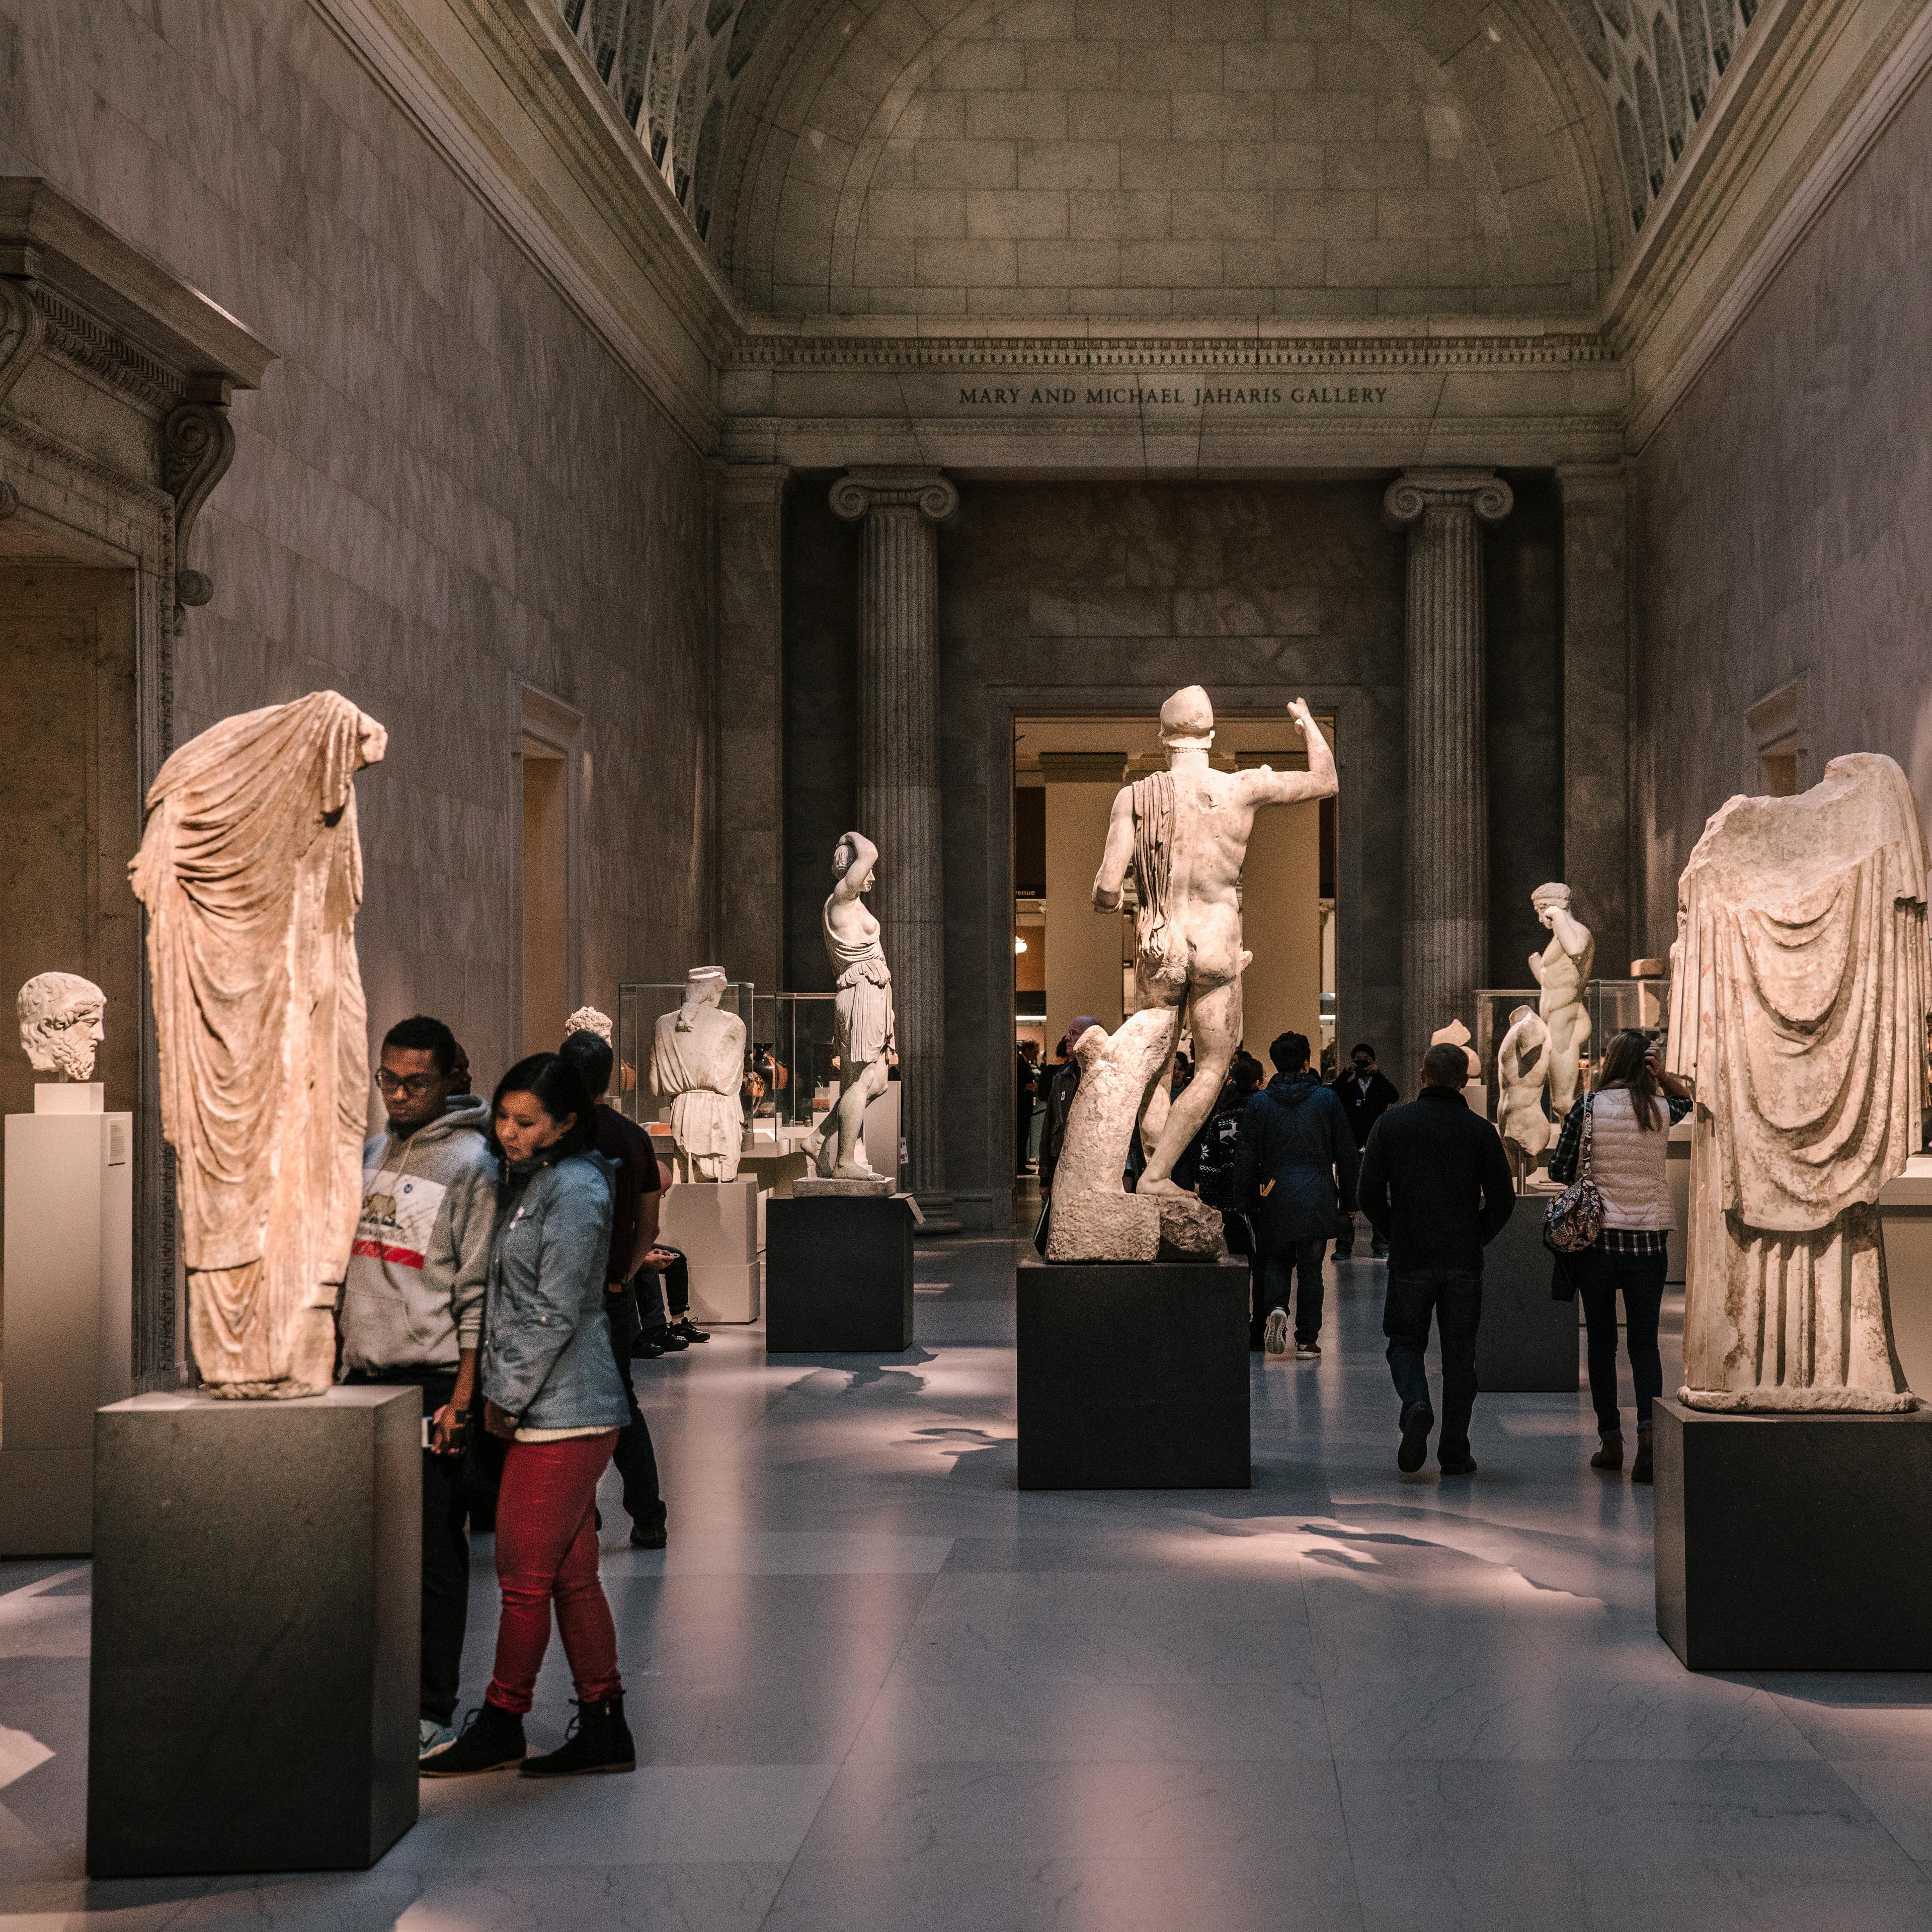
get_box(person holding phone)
[424,1053,636,1779]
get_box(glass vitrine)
[748,992,838,1144]
[615,979,754,1128]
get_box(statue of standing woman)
[1530,881,1594,1116]
[807,832,895,1180]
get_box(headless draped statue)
[130,691,386,1399]
[807,831,895,1180]
[651,968,746,1181]
[1668,753,1928,1412]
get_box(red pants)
[486,1431,622,1714]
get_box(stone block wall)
[0,0,712,1095]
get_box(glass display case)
[614,979,754,1129]
[749,992,838,1145]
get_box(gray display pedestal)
[87,1388,419,1877]
[2,1084,132,1555]
[1017,1260,1249,1489]
[1475,1195,1579,1393]
[766,1193,916,1352]
[1880,1156,1932,1395]
[1653,1398,1932,1671]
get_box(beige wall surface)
[1042,782,1125,1056]
[0,0,713,1100]
[1629,68,1932,957]
[1236,797,1321,1062]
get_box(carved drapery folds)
[830,466,960,1229]
[1385,467,1514,1078]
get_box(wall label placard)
[955,383,1393,408]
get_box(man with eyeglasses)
[338,1014,497,1761]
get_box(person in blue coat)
[1232,1031,1356,1358]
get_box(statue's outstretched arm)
[1093,789,1134,912]
[1243,698,1338,808]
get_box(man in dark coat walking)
[1232,1031,1355,1359]
[1330,1040,1401,1259]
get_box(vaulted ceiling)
[559,0,1761,318]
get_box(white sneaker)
[1296,1339,1321,1359]
[1263,1309,1290,1357]
[419,1718,456,1760]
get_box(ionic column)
[1384,467,1514,1082]
[830,467,959,1231]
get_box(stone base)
[1016,1260,1249,1489]
[766,1193,916,1352]
[87,1388,419,1876]
[660,1177,760,1324]
[1045,1188,1158,1262]
[1157,1194,1226,1261]
[793,1173,895,1197]
[1476,1195,1580,1394]
[1653,1398,1932,1670]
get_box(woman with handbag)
[424,1053,636,1778]
[1547,1030,1693,1483]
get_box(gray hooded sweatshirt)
[339,1095,497,1375]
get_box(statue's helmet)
[1158,685,1215,750]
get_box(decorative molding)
[830,468,958,524]
[160,380,236,611]
[31,284,185,414]
[1384,469,1516,528]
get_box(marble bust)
[1529,882,1594,1114]
[565,1005,613,1043]
[17,972,106,1081]
[130,690,386,1400]
[806,832,896,1182]
[1667,753,1927,1412]
[650,969,747,1182]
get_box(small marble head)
[1531,881,1572,916]
[565,1005,613,1043]
[833,834,875,894]
[685,967,727,1007]
[18,972,106,1081]
[1158,685,1215,752]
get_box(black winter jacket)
[1330,1068,1402,1150]
[1038,1059,1080,1191]
[1231,1072,1355,1249]
[1356,1088,1515,1273]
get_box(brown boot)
[1590,1432,1624,1471]
[1631,1429,1653,1484]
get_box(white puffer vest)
[1584,1088,1675,1230]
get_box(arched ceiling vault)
[554,0,1762,320]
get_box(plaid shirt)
[1547,1092,1693,1256]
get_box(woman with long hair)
[1547,1028,1693,1484]
[423,1052,636,1777]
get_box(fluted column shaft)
[1385,468,1513,1084]
[831,468,959,1230]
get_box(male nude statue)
[1092,688,1337,1195]
[1528,881,1594,1115]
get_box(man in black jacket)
[1232,1031,1355,1359]
[1357,1040,1515,1476]
[1330,1040,1401,1259]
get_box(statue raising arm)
[834,831,879,904]
[1234,699,1338,809]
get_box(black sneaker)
[420,1700,525,1777]
[520,1696,636,1777]
[633,1331,667,1359]
[630,1523,668,1550]
[1397,1402,1434,1474]
[658,1326,691,1352]
[1438,1454,1479,1476]
[669,1317,710,1344]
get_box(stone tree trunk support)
[1384,468,1513,1084]
[830,468,960,1232]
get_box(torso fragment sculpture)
[130,690,386,1399]
[1429,1018,1483,1083]
[650,969,746,1182]
[1530,882,1594,1115]
[1048,690,1338,1261]
[1667,752,1928,1412]
[1496,1004,1552,1183]
[806,832,895,1180]
[17,972,105,1081]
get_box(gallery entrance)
[1010,710,1338,1183]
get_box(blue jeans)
[1258,1238,1327,1343]
[1384,1267,1483,1463]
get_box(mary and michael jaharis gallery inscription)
[957,383,1393,408]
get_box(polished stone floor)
[7,1237,1932,1930]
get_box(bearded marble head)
[19,972,107,1081]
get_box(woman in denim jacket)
[424,1053,635,1780]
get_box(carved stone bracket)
[0,273,45,519]
[160,375,235,609]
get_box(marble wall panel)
[0,0,713,1101]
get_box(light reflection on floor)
[5,1237,1932,1929]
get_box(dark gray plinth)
[1017,1260,1249,1489]
[87,1388,420,1877]
[1654,1398,1932,1671]
[1475,1195,1580,1393]
[766,1194,916,1353]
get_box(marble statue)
[1495,1004,1552,1182]
[17,972,105,1081]
[130,691,386,1400]
[1046,690,1337,1261]
[1429,1018,1483,1083]
[566,1005,613,1043]
[650,969,746,1182]
[804,832,895,1183]
[1667,754,1928,1413]
[1529,882,1594,1114]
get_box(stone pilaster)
[830,467,959,1231]
[1384,467,1513,1081]
[712,462,790,994]
[1555,462,1631,975]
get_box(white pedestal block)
[2,1085,133,1555]
[1881,1155,1932,1398]
[660,1177,760,1323]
